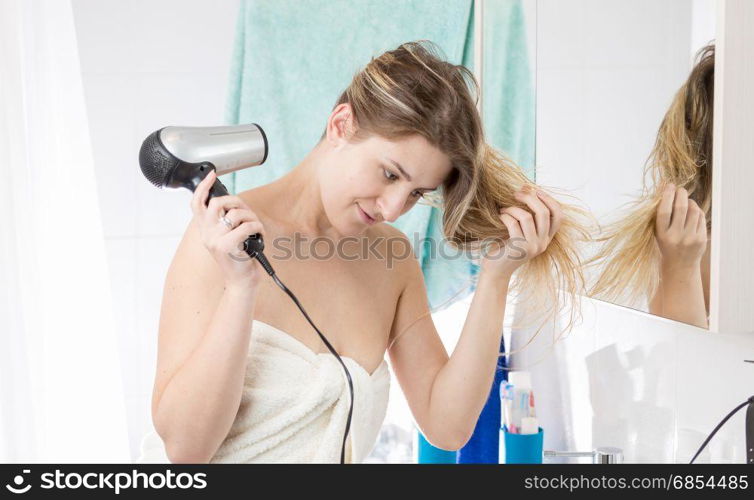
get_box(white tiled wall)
[510,297,754,463]
[71,0,240,460]
[535,0,706,221]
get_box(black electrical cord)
[248,247,354,464]
[689,396,754,464]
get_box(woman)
[587,43,714,329]
[142,40,588,464]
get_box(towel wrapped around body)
[135,319,391,463]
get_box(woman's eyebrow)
[384,157,439,191]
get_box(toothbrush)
[501,381,514,432]
[513,389,526,432]
[529,391,536,418]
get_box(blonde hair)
[322,40,594,356]
[586,42,715,307]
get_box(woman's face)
[320,105,454,236]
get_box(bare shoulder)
[235,186,269,217]
[372,222,417,256]
[370,222,422,290]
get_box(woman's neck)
[263,153,341,240]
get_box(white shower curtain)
[0,0,130,462]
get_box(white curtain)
[0,0,130,462]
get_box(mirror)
[533,0,716,329]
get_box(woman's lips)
[357,204,376,225]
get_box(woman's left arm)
[386,187,561,449]
[424,264,513,447]
[385,245,511,450]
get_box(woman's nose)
[377,192,407,223]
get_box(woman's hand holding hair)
[654,183,708,271]
[480,185,564,279]
[650,183,709,328]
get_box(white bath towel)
[135,319,391,463]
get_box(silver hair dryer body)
[138,123,268,198]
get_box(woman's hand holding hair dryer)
[190,169,267,291]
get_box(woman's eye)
[382,168,422,198]
[383,168,399,181]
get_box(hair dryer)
[138,123,270,264]
[137,123,354,464]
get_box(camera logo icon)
[5,469,32,494]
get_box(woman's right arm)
[153,272,258,463]
[151,170,267,463]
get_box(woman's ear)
[326,103,358,149]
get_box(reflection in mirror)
[534,0,716,329]
[588,44,714,329]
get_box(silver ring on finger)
[219,214,233,230]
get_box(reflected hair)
[586,42,715,307]
[321,40,594,354]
